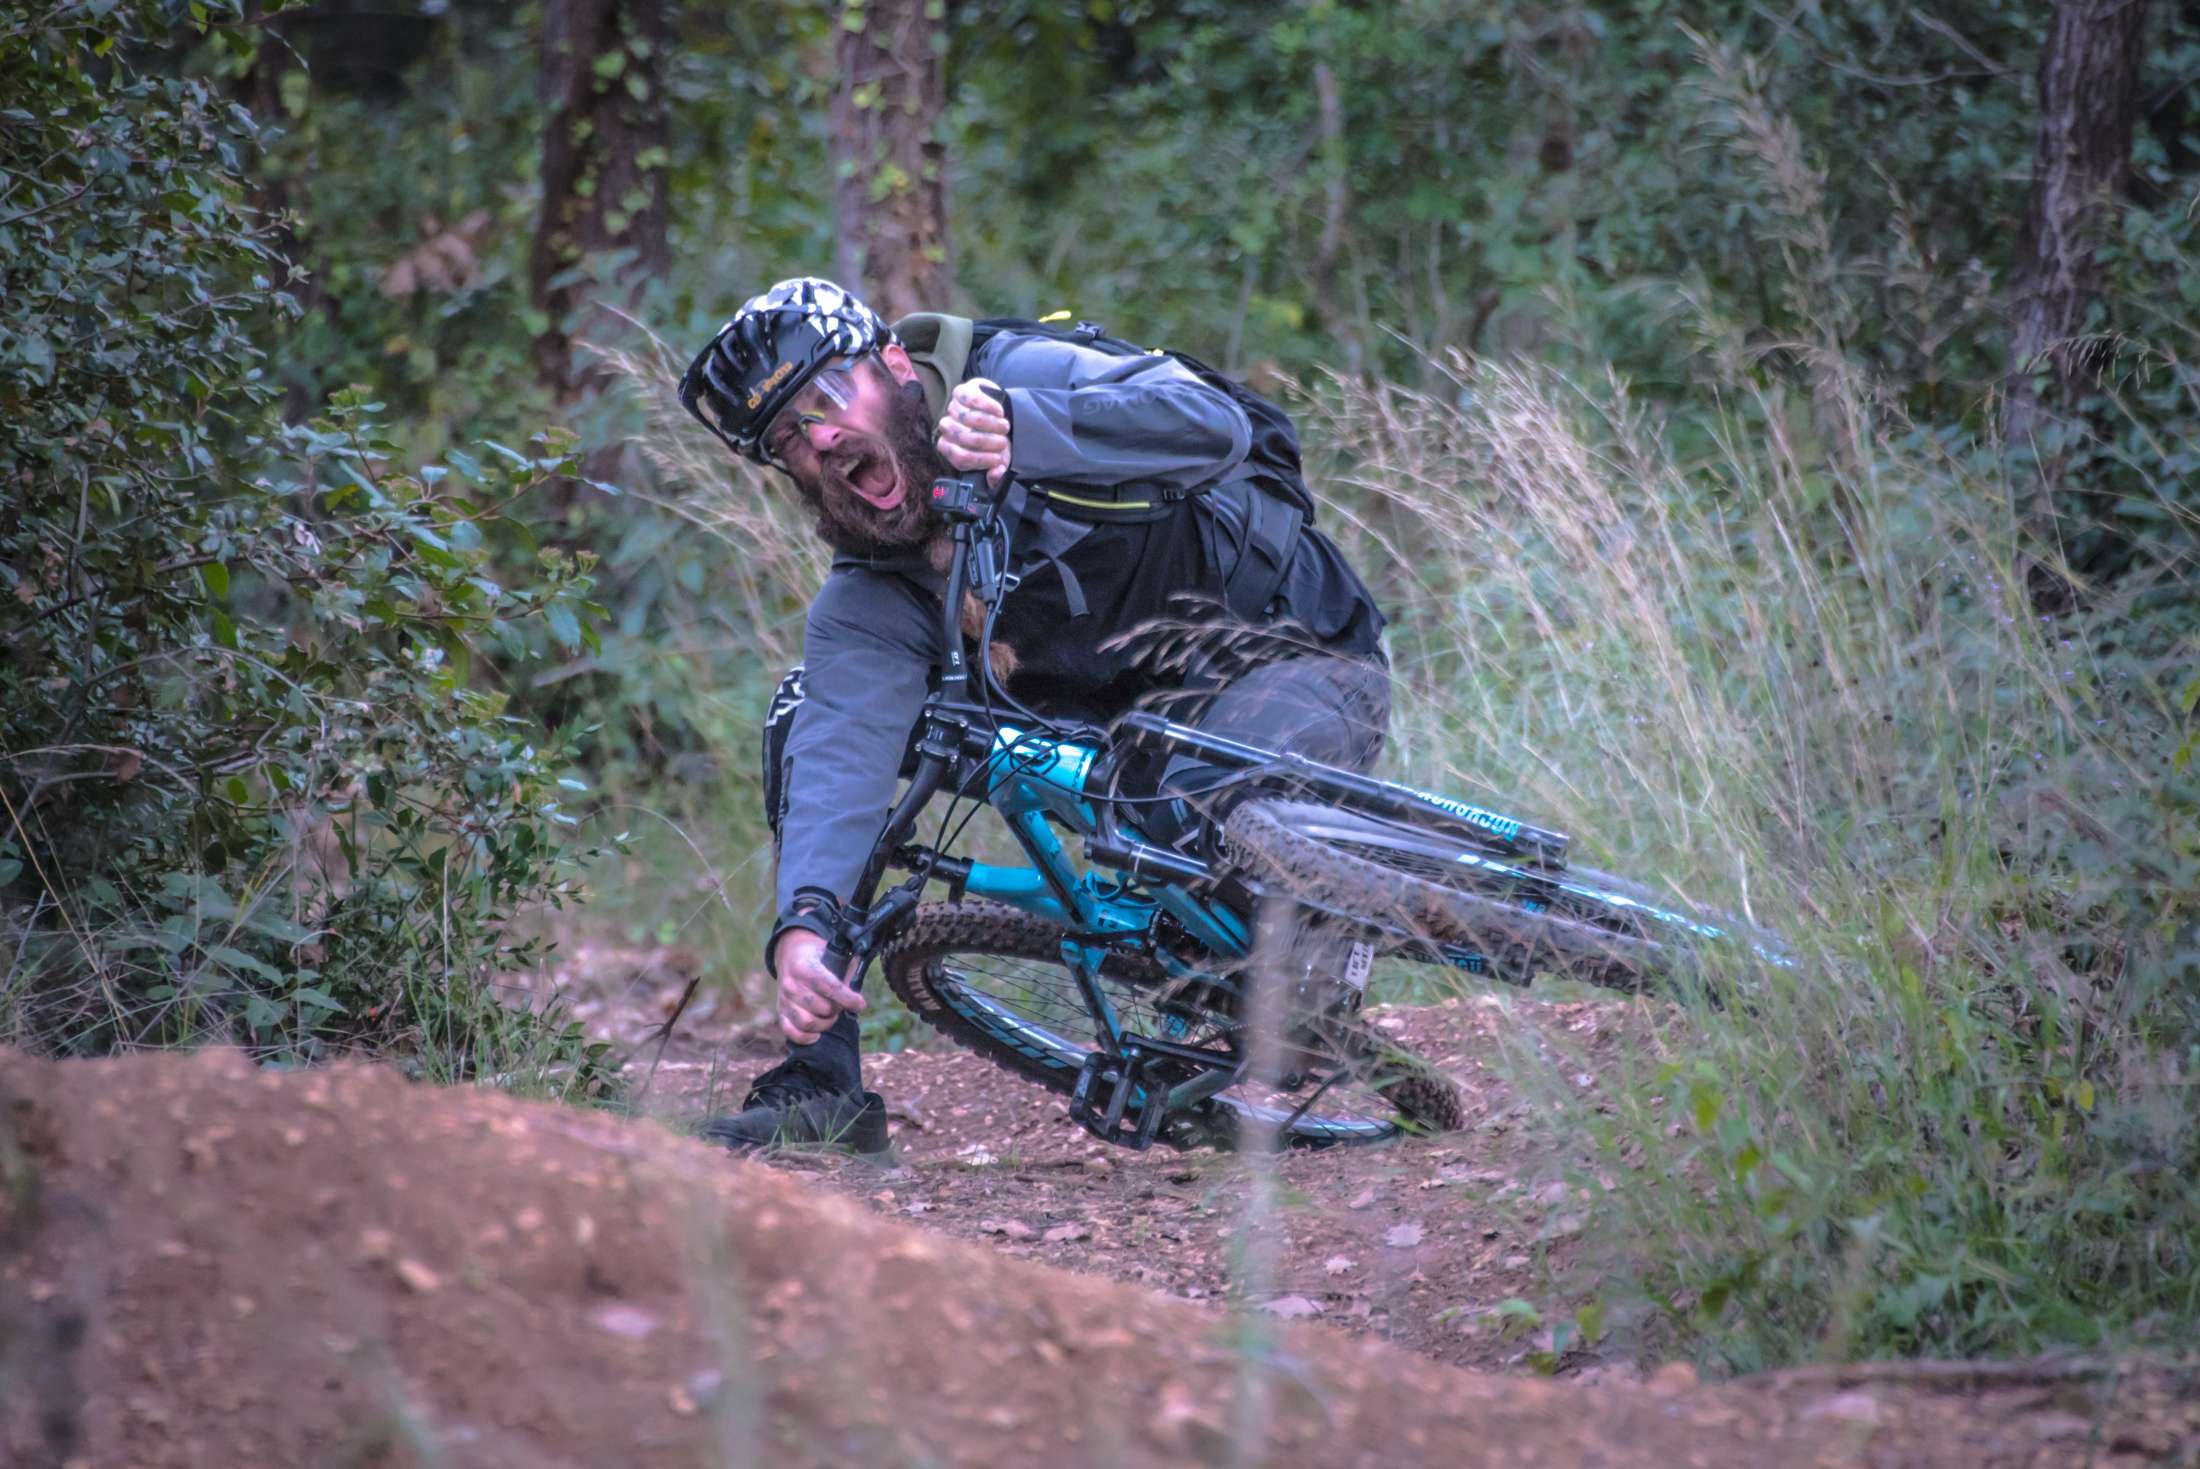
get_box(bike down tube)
[999,801,1129,1051]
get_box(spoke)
[927,943,1408,1133]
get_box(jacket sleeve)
[980,334,1252,495]
[770,569,940,929]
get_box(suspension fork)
[822,715,962,978]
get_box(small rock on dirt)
[978,1218,1035,1240]
[393,1259,441,1295]
[1262,1296,1322,1318]
[1347,1187,1379,1210]
[1801,1392,1884,1427]
[591,1304,658,1340]
[1042,1222,1090,1244]
[687,1369,725,1408]
[1152,1381,1227,1459]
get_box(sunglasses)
[759,354,875,470]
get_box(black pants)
[793,653,1391,1094]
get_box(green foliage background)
[3,0,2197,1374]
[1,1,612,1090]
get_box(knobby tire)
[878,900,1462,1148]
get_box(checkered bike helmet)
[679,277,898,463]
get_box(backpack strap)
[1220,486,1305,622]
[892,311,975,424]
[999,479,1095,618]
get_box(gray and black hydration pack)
[896,312,1317,524]
[895,312,1322,635]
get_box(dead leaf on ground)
[1324,1254,1356,1276]
[1347,1187,1378,1210]
[1384,1223,1425,1249]
[1042,1222,1090,1244]
[1262,1295,1323,1317]
[978,1218,1034,1240]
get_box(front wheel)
[877,900,1462,1148]
[1220,799,1778,990]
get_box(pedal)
[1069,1046,1170,1150]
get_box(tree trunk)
[2003,0,2151,538]
[530,0,671,398]
[829,0,952,319]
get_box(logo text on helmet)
[746,360,795,411]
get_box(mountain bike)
[812,473,1793,1151]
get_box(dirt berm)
[1,1047,2188,1468]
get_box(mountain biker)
[679,276,1392,1154]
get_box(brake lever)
[819,882,925,981]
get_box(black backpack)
[973,316,1316,519]
[894,312,1316,624]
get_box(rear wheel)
[1220,799,1763,990]
[877,900,1462,1148]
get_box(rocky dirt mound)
[4,1047,2195,1468]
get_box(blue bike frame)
[949,724,1252,1102]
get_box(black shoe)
[700,1056,889,1155]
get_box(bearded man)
[679,277,1390,1153]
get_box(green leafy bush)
[1,0,611,1090]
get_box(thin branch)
[25,553,219,625]
[0,179,93,229]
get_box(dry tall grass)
[1302,336,2195,1366]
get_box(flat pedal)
[1069,1045,1170,1150]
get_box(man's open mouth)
[830,443,904,511]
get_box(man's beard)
[792,380,949,559]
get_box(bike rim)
[924,954,1402,1144]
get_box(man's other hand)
[771,927,868,1044]
[938,377,1012,487]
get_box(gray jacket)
[768,332,1381,960]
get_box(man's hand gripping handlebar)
[771,887,928,1046]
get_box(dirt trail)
[4,1046,2192,1469]
[4,954,2192,1467]
[528,942,1637,1376]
